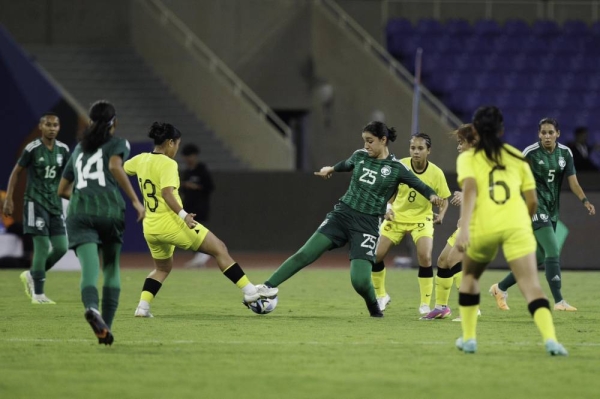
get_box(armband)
[582,197,589,204]
[178,209,189,220]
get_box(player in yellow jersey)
[454,106,566,356]
[124,122,277,317]
[435,124,482,322]
[372,133,451,315]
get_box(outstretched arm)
[567,175,595,215]
[397,167,443,206]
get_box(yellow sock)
[454,271,463,289]
[371,268,387,298]
[418,277,434,306]
[435,276,453,306]
[235,275,251,289]
[533,307,557,342]
[140,291,155,303]
[460,305,479,341]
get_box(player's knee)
[437,254,447,267]
[211,238,229,257]
[293,249,313,265]
[418,255,432,266]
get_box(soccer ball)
[247,296,278,315]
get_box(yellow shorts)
[380,220,434,245]
[144,224,210,260]
[447,228,460,247]
[466,227,536,263]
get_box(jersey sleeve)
[435,169,452,199]
[333,151,359,172]
[17,146,33,168]
[111,138,131,161]
[520,160,536,192]
[564,149,576,177]
[396,162,436,199]
[62,154,75,182]
[456,150,475,189]
[123,155,137,176]
[160,160,180,189]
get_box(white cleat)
[134,306,154,318]
[419,304,431,315]
[244,284,279,303]
[20,270,35,299]
[32,294,56,305]
[377,294,392,312]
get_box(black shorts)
[317,202,381,262]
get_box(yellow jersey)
[124,153,186,235]
[457,145,536,234]
[391,157,451,223]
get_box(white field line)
[2,338,600,347]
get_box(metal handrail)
[140,0,292,138]
[318,0,463,128]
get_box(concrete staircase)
[26,45,246,170]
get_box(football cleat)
[419,304,431,315]
[554,300,577,311]
[32,294,56,305]
[245,284,279,303]
[134,306,154,318]
[456,337,477,354]
[367,301,383,318]
[489,283,510,310]
[545,339,568,356]
[20,270,34,299]
[377,294,391,311]
[420,306,451,320]
[85,308,114,345]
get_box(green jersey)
[62,136,130,219]
[18,138,71,215]
[333,149,436,216]
[523,141,575,221]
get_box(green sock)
[102,287,120,328]
[31,236,50,295]
[266,232,332,287]
[45,235,68,271]
[350,259,377,305]
[76,243,100,309]
[101,243,122,328]
[544,257,563,303]
[498,272,517,292]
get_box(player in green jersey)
[262,121,444,317]
[372,133,451,317]
[3,112,70,304]
[490,118,595,312]
[454,106,566,356]
[58,100,145,345]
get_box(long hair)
[81,100,116,153]
[362,121,397,143]
[473,106,526,167]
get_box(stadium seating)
[26,46,246,170]
[386,18,600,147]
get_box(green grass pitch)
[1,268,599,399]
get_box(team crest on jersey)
[558,157,566,169]
[57,154,63,166]
[540,214,549,222]
[35,217,45,230]
[380,166,391,177]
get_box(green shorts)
[66,214,125,249]
[317,202,381,262]
[23,200,66,236]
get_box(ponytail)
[81,100,116,153]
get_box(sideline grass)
[1,268,599,399]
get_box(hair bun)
[148,122,165,139]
